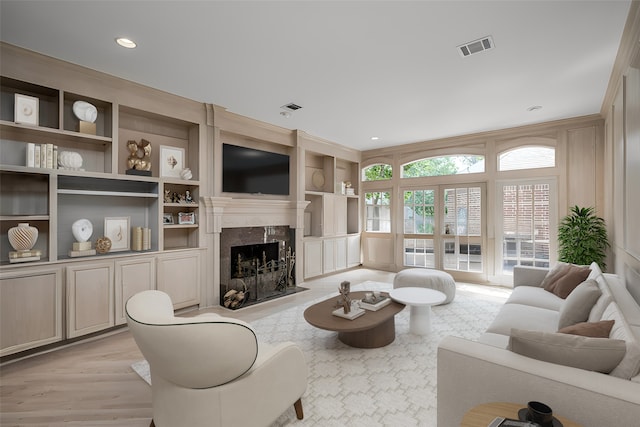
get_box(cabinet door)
[304,240,323,279]
[157,251,201,309]
[335,237,347,270]
[323,238,336,274]
[347,234,361,268]
[1,267,63,356]
[334,195,348,236]
[114,257,155,325]
[66,261,114,338]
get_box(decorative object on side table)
[95,236,112,254]
[126,139,152,176]
[69,218,96,257]
[14,94,39,126]
[104,217,130,251]
[72,100,98,134]
[160,145,184,178]
[8,223,41,263]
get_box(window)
[362,164,392,181]
[365,192,391,232]
[498,146,555,171]
[402,155,484,178]
[404,190,435,234]
[501,182,551,273]
[442,186,483,272]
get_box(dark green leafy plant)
[557,206,610,270]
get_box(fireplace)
[220,226,303,309]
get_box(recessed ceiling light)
[527,105,543,112]
[280,111,291,118]
[371,136,380,141]
[115,37,137,49]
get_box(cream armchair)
[125,290,308,427]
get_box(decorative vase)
[8,223,38,251]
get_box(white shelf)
[0,215,49,221]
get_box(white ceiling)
[0,1,631,151]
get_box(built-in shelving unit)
[302,149,361,278]
[0,45,205,357]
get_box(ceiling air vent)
[281,103,302,111]
[457,36,494,57]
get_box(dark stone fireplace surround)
[220,226,299,308]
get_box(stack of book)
[26,142,57,169]
[359,295,391,311]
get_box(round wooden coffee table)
[303,291,405,348]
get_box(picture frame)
[15,94,39,126]
[160,145,185,178]
[162,213,174,225]
[104,216,130,252]
[178,211,196,225]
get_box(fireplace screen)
[224,241,295,309]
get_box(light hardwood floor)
[0,268,509,426]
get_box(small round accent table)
[461,402,582,427]
[389,287,446,335]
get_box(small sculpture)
[126,139,152,171]
[185,190,193,203]
[164,189,172,203]
[337,281,351,314]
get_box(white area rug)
[131,280,507,426]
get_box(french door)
[402,184,485,276]
[495,179,557,284]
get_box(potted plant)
[557,205,610,270]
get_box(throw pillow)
[542,264,591,299]
[508,328,626,374]
[558,320,615,337]
[557,279,602,329]
[540,263,570,292]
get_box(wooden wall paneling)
[566,126,598,210]
[625,67,640,258]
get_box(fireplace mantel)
[202,196,310,232]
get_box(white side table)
[389,287,446,335]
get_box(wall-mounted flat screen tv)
[222,143,290,195]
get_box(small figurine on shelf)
[185,190,193,203]
[171,192,179,203]
[164,189,172,203]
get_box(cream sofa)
[437,262,640,427]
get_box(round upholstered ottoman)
[393,268,456,304]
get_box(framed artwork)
[160,145,185,178]
[162,213,174,224]
[15,94,39,126]
[104,216,130,251]
[178,212,196,225]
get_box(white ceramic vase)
[8,223,38,251]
